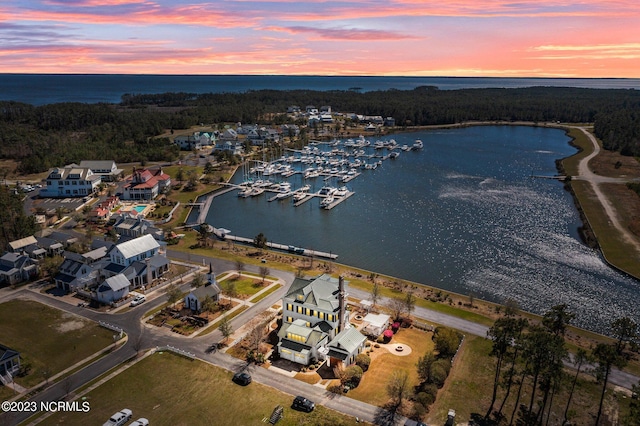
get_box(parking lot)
[33,194,87,212]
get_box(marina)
[196,126,640,334]
[228,135,422,210]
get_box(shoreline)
[205,121,640,283]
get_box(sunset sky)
[2,1,639,77]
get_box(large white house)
[277,275,366,366]
[40,166,101,198]
[109,234,160,267]
[79,160,122,181]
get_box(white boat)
[319,186,336,196]
[250,187,264,196]
[276,191,292,199]
[335,186,348,197]
[390,151,399,159]
[293,192,307,202]
[412,139,424,150]
[238,187,252,197]
[401,144,410,151]
[320,195,334,208]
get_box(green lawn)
[39,352,362,426]
[249,284,282,303]
[222,275,267,298]
[0,300,115,389]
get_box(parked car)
[103,408,132,426]
[232,371,252,386]
[292,396,315,412]
[130,418,149,426]
[130,295,146,307]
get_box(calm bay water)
[203,126,640,334]
[1,74,639,105]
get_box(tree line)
[486,303,639,425]
[2,86,639,175]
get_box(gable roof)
[0,343,20,362]
[327,326,366,354]
[8,236,38,251]
[189,282,221,301]
[284,274,342,311]
[115,234,159,259]
[99,274,130,292]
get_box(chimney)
[338,276,346,333]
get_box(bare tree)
[218,315,233,344]
[371,281,380,310]
[61,376,74,399]
[386,370,410,410]
[235,259,245,276]
[386,298,405,322]
[259,265,270,284]
[132,330,146,357]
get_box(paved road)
[3,252,639,425]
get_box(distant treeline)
[1,86,639,174]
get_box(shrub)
[415,391,435,407]
[383,329,393,343]
[341,365,364,388]
[355,353,371,372]
[392,322,400,333]
[432,359,451,376]
[421,383,438,401]
[430,363,448,387]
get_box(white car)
[103,409,132,426]
[130,418,149,426]
[130,295,146,307]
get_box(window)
[297,306,303,314]
[319,312,324,320]
[286,303,293,311]
[286,316,293,323]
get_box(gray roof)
[100,274,130,292]
[0,344,19,362]
[284,274,342,311]
[115,234,159,259]
[327,326,366,355]
[79,160,117,171]
[190,282,222,301]
[8,236,38,251]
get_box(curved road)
[573,126,640,253]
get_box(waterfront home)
[40,165,101,198]
[277,275,366,366]
[79,160,122,181]
[219,128,238,142]
[214,141,244,155]
[0,253,38,286]
[122,167,171,201]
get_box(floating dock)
[221,234,338,259]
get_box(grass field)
[347,328,435,408]
[429,335,631,425]
[0,299,115,389]
[39,351,362,426]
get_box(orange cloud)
[264,25,416,41]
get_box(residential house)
[34,236,64,257]
[122,167,171,200]
[0,253,38,286]
[320,106,332,114]
[287,106,301,114]
[384,117,396,127]
[79,160,122,181]
[103,234,169,289]
[0,344,20,379]
[96,274,130,304]
[54,251,103,292]
[184,264,221,312]
[174,132,215,150]
[40,165,101,198]
[214,141,244,155]
[277,275,366,366]
[8,236,38,253]
[219,128,238,142]
[113,214,157,239]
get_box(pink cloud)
[265,25,416,41]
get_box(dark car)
[292,396,315,412]
[232,372,252,386]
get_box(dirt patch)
[55,319,87,333]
